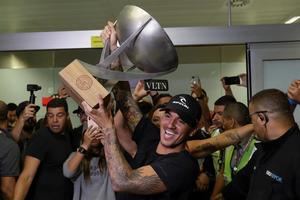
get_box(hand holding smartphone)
[223,76,241,85]
[191,76,201,86]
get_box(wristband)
[77,146,88,155]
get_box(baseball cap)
[161,94,201,128]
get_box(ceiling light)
[285,16,300,24]
[230,0,250,8]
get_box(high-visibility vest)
[223,138,256,185]
[210,128,222,175]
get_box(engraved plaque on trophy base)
[59,59,109,108]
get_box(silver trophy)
[83,5,178,82]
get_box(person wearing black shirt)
[0,100,20,200]
[222,89,300,200]
[84,94,201,200]
[70,106,87,150]
[14,98,73,200]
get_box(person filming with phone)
[221,73,247,97]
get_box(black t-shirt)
[117,117,199,200]
[187,130,215,200]
[70,125,84,151]
[223,125,300,200]
[25,127,73,200]
[130,117,160,168]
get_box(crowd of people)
[1,22,300,200]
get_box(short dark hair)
[223,102,250,126]
[138,101,153,115]
[214,95,237,106]
[250,89,293,120]
[0,101,8,121]
[153,93,172,106]
[47,98,68,113]
[7,103,17,111]
[16,101,41,117]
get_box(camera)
[223,76,241,85]
[27,84,42,104]
[27,84,42,92]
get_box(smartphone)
[191,76,201,85]
[88,117,98,128]
[223,76,240,85]
[144,79,169,91]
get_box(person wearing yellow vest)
[210,102,256,200]
[223,135,256,184]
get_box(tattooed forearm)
[103,128,164,194]
[125,168,162,194]
[104,128,133,187]
[224,129,242,143]
[188,124,253,159]
[112,82,143,131]
[194,142,218,156]
[190,134,228,158]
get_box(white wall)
[0,67,80,127]
[0,45,247,127]
[158,45,248,110]
[264,60,300,124]
[160,62,247,110]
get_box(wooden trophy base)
[59,59,109,109]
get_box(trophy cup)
[59,5,178,108]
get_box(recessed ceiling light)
[230,0,250,8]
[285,16,300,24]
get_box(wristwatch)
[77,146,88,155]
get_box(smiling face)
[46,107,67,134]
[158,110,193,153]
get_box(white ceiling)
[1,0,300,33]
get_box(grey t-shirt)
[0,130,20,200]
[0,132,20,177]
[63,152,115,200]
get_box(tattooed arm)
[114,110,138,157]
[186,124,254,158]
[103,20,143,131]
[112,81,143,157]
[100,21,141,156]
[82,97,166,194]
[104,127,167,194]
[113,81,143,132]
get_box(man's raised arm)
[187,124,254,158]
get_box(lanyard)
[231,136,253,174]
